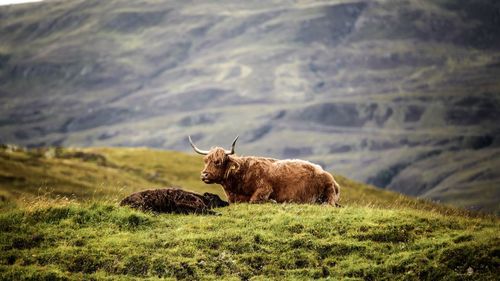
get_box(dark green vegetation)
[1,202,498,280]
[0,146,499,280]
[0,1,499,211]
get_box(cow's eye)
[215,160,221,166]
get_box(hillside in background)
[0,0,499,213]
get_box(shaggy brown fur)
[198,147,341,205]
[119,188,229,214]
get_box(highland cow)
[119,188,229,214]
[189,136,341,205]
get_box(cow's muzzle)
[201,172,214,184]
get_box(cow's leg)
[250,185,273,203]
[224,191,236,203]
[324,177,341,207]
[225,190,250,203]
[235,194,251,202]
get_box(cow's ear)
[229,160,240,172]
[224,162,239,179]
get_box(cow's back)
[225,156,338,204]
[269,159,334,203]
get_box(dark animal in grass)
[119,188,229,214]
[189,136,341,206]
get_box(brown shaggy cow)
[119,188,229,214]
[189,136,341,205]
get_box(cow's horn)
[225,136,239,155]
[188,136,210,155]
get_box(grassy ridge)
[0,202,498,280]
[0,146,498,280]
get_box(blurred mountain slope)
[0,0,499,213]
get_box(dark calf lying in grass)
[120,188,229,214]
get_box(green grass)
[0,146,498,280]
[0,202,498,280]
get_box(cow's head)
[188,136,239,184]
[202,192,230,208]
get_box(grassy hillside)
[0,146,498,280]
[0,0,499,213]
[0,144,482,214]
[0,145,210,201]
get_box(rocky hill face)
[0,0,499,213]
